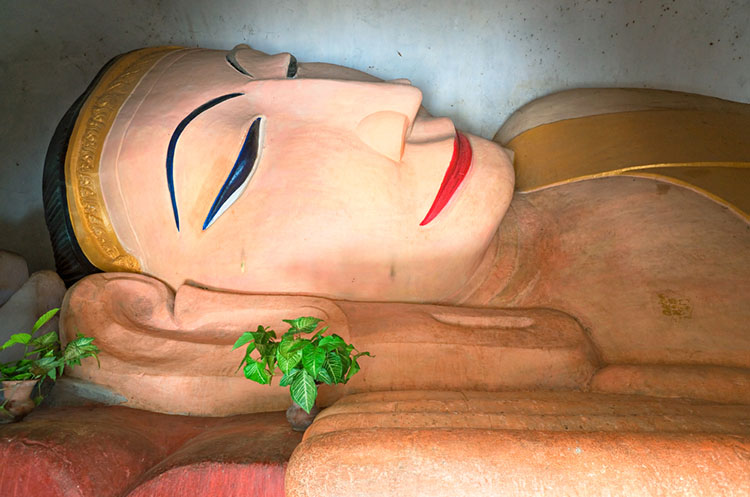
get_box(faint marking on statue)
[657,293,692,319]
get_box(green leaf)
[31,308,59,334]
[283,317,322,335]
[277,347,302,374]
[277,338,297,357]
[31,331,59,350]
[63,335,100,364]
[318,334,346,351]
[232,331,256,351]
[302,343,326,378]
[34,356,57,370]
[288,339,309,353]
[311,326,329,342]
[337,352,351,376]
[290,370,317,413]
[29,356,58,380]
[252,326,273,344]
[1,333,32,350]
[354,351,373,360]
[325,353,344,383]
[346,357,361,382]
[243,359,271,384]
[72,336,94,347]
[316,367,334,385]
[5,372,33,381]
[263,343,279,372]
[1,360,34,381]
[279,368,300,387]
[266,342,279,358]
[255,342,271,358]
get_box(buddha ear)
[228,45,294,80]
[63,273,351,345]
[171,284,351,340]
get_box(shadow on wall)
[0,208,55,274]
[0,208,65,364]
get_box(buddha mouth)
[419,131,473,226]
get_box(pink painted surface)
[289,429,750,497]
[46,48,750,494]
[62,274,599,415]
[286,391,750,497]
[471,177,750,369]
[99,47,514,302]
[0,406,300,497]
[125,411,299,497]
[57,48,748,419]
[126,463,286,497]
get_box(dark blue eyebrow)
[166,92,244,231]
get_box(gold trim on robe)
[503,107,750,220]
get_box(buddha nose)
[356,111,409,161]
[354,82,422,161]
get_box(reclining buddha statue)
[43,45,749,416]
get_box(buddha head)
[44,45,514,302]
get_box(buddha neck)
[443,194,546,308]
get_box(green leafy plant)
[0,307,100,386]
[233,316,371,414]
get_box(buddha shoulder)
[495,88,750,220]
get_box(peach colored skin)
[63,47,750,418]
[101,47,514,302]
[63,177,750,415]
[62,272,599,415]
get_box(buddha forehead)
[117,47,416,134]
[128,46,382,103]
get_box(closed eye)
[167,93,244,231]
[202,117,264,230]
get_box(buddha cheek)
[161,152,406,294]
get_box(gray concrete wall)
[2,0,748,273]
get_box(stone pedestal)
[0,405,301,497]
[286,390,750,496]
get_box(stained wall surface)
[1,0,748,272]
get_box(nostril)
[286,55,298,78]
[407,116,456,144]
[355,111,409,162]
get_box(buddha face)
[99,46,514,302]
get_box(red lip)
[419,131,472,226]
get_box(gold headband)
[64,46,182,272]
